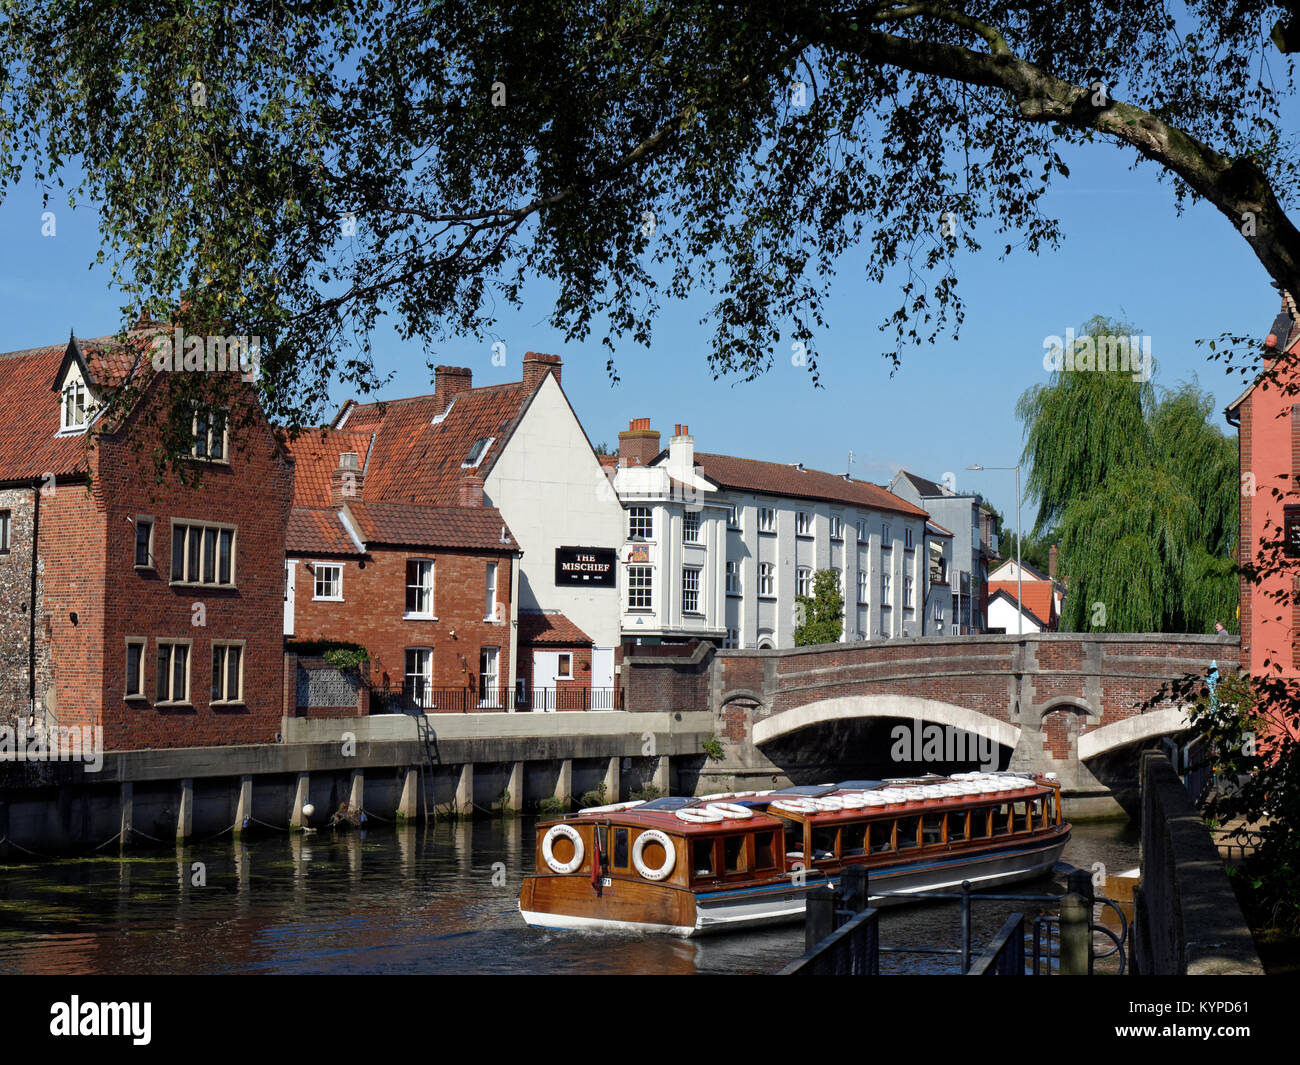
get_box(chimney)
[669,423,694,472]
[459,472,485,508]
[331,451,363,505]
[1049,544,1058,581]
[522,352,562,391]
[434,365,473,413]
[618,417,661,467]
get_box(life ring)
[771,798,817,814]
[633,829,677,881]
[706,802,753,820]
[675,807,724,823]
[809,796,844,812]
[541,823,585,874]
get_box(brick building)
[0,328,292,748]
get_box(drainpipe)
[29,478,41,720]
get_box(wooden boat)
[519,772,1070,936]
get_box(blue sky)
[0,131,1276,530]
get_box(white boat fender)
[633,829,677,881]
[706,802,754,820]
[542,823,585,874]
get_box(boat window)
[969,807,991,838]
[1013,801,1031,832]
[723,835,749,874]
[754,832,777,870]
[870,820,894,853]
[841,823,867,857]
[922,814,944,845]
[693,838,715,877]
[1046,792,1056,824]
[991,804,1013,836]
[811,826,838,862]
[784,821,805,860]
[613,828,630,870]
[1028,797,1045,828]
[896,816,921,850]
[946,810,968,842]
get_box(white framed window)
[759,562,775,597]
[170,521,236,586]
[933,602,944,622]
[124,638,146,700]
[313,562,343,600]
[758,507,776,533]
[405,648,433,708]
[682,566,702,614]
[796,511,812,537]
[726,505,740,530]
[0,509,10,553]
[462,436,494,467]
[628,565,653,609]
[905,527,914,550]
[405,559,434,617]
[629,506,653,540]
[479,646,501,707]
[796,566,812,598]
[830,515,844,540]
[557,652,573,679]
[61,378,89,431]
[156,640,191,705]
[858,570,870,605]
[904,575,914,607]
[191,409,228,461]
[881,572,891,601]
[726,560,739,595]
[855,518,867,542]
[211,641,245,704]
[133,517,154,568]
[723,629,739,649]
[882,523,892,548]
[485,562,498,621]
[682,510,701,544]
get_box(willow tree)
[3,3,1300,458]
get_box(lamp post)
[967,463,1022,636]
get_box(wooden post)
[840,866,869,913]
[805,885,836,951]
[1060,892,1091,975]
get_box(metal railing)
[967,914,1026,975]
[779,908,880,975]
[368,684,621,714]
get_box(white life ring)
[675,806,724,823]
[809,796,844,812]
[839,794,868,809]
[771,798,817,814]
[541,823,585,874]
[706,802,753,820]
[578,800,646,816]
[633,829,677,881]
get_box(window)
[0,510,9,553]
[170,522,235,586]
[313,562,342,600]
[692,838,715,877]
[946,810,968,842]
[1286,506,1300,557]
[682,566,701,614]
[881,572,891,601]
[795,511,812,537]
[484,562,498,620]
[156,640,191,704]
[796,566,812,598]
[754,832,777,869]
[406,559,434,617]
[881,523,892,548]
[870,820,894,853]
[830,515,844,540]
[462,436,494,467]
[722,629,739,649]
[479,646,501,706]
[759,562,775,597]
[191,409,227,461]
[405,648,433,708]
[858,570,870,605]
[133,517,153,568]
[124,639,145,700]
[842,824,867,857]
[896,815,921,849]
[557,652,573,679]
[211,642,244,704]
[904,575,914,608]
[905,527,914,550]
[726,505,739,530]
[723,835,749,874]
[613,828,630,870]
[969,807,991,838]
[628,506,653,540]
[922,813,944,845]
[682,510,701,543]
[933,601,944,622]
[726,560,739,595]
[627,565,653,609]
[61,378,88,430]
[758,507,776,533]
[856,518,867,542]
[992,804,1013,836]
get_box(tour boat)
[518,772,1070,936]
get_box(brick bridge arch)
[623,633,1237,817]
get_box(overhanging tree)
[794,569,845,646]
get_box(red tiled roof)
[285,429,375,508]
[927,520,954,538]
[517,611,593,646]
[287,508,362,555]
[692,453,929,518]
[345,501,519,551]
[987,581,1056,624]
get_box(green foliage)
[289,639,369,662]
[322,647,369,671]
[537,796,566,816]
[793,569,844,646]
[630,785,662,801]
[702,735,725,760]
[578,782,607,808]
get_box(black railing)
[368,684,621,713]
[779,908,880,976]
[967,914,1026,975]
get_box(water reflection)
[0,817,1138,975]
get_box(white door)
[591,647,614,709]
[532,651,559,712]
[284,561,296,635]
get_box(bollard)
[1060,892,1092,975]
[840,866,869,913]
[805,886,836,952]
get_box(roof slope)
[345,501,518,551]
[986,581,1057,626]
[693,453,928,518]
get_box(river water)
[0,817,1138,975]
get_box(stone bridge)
[621,634,1239,818]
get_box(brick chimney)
[434,365,473,414]
[331,451,363,505]
[522,352,562,391]
[1048,544,1058,581]
[618,417,661,467]
[459,472,485,507]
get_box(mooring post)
[805,885,836,951]
[1063,867,1095,975]
[1060,892,1092,975]
[840,866,869,914]
[961,880,973,974]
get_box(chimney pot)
[1049,544,1058,581]
[618,417,660,467]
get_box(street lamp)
[967,463,1023,636]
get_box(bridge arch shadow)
[754,694,1020,750]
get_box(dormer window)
[192,410,228,461]
[462,436,494,468]
[61,379,88,431]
